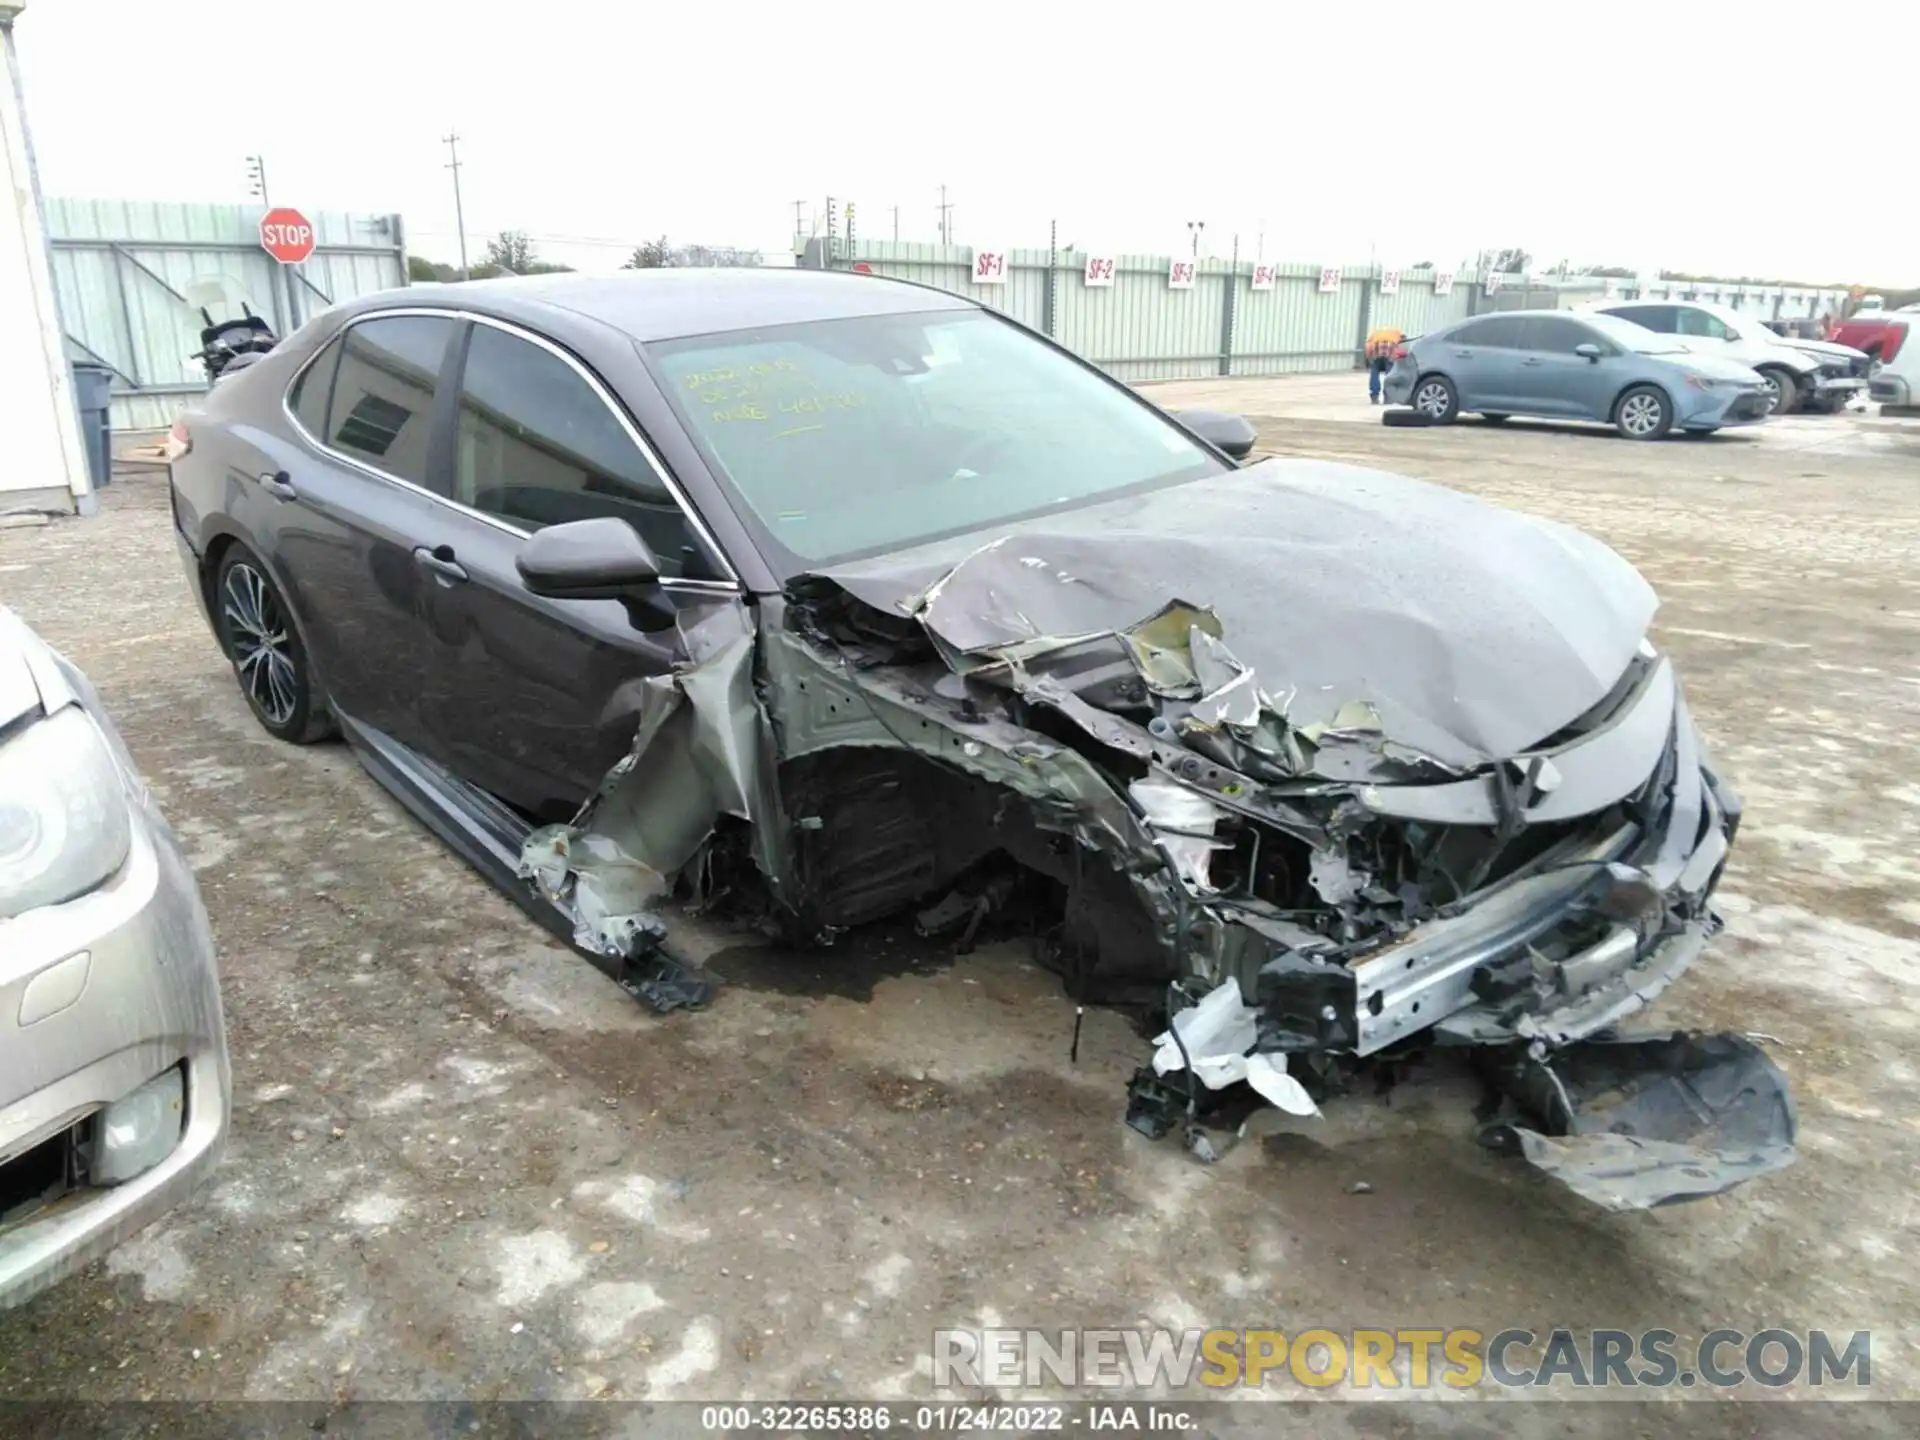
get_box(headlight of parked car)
[0,707,134,918]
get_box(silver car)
[0,606,229,1309]
[1384,310,1774,439]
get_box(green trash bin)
[69,362,114,489]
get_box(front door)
[410,320,736,821]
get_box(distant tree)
[623,236,674,269]
[623,237,763,269]
[479,230,572,276]
[485,230,536,274]
[1587,265,1637,278]
[407,254,450,283]
[1486,246,1533,274]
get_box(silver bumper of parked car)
[1870,374,1911,406]
[0,625,230,1311]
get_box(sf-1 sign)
[259,207,317,265]
[972,249,1008,285]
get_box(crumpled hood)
[809,458,1657,768]
[1778,336,1867,365]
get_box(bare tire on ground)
[212,546,335,744]
[1614,385,1673,441]
[1410,375,1459,424]
[1382,408,1434,427]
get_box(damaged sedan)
[167,269,1793,1211]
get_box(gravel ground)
[1,380,1916,1435]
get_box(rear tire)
[1411,375,1459,424]
[1759,366,1800,416]
[213,546,334,744]
[1614,385,1673,441]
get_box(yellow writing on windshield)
[711,391,867,424]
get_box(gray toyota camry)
[166,268,1792,1210]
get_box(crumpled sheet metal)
[518,600,764,962]
[1487,1031,1797,1211]
[811,458,1657,770]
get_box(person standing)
[1365,325,1406,404]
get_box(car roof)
[355,267,977,343]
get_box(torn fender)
[520,597,772,961]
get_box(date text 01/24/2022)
[699,1403,1198,1432]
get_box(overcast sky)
[14,0,1918,284]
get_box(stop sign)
[259,207,316,265]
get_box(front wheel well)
[1611,380,1672,420]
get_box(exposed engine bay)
[518,460,1796,1212]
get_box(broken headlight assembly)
[0,707,133,918]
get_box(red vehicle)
[1828,305,1917,368]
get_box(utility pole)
[244,154,270,207]
[792,199,806,241]
[443,132,469,280]
[891,205,899,242]
[937,185,953,246]
[1187,220,1205,257]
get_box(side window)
[452,324,722,581]
[288,337,341,436]
[1611,304,1677,333]
[325,316,458,486]
[1454,316,1526,348]
[1525,317,1603,354]
[1677,308,1730,340]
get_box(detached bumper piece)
[1478,1031,1797,1211]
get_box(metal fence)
[812,238,1852,383]
[47,198,408,432]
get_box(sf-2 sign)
[259,207,317,265]
[1084,255,1116,287]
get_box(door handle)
[1453,349,1473,358]
[259,470,297,500]
[1521,358,1543,366]
[412,545,468,584]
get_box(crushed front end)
[518,461,1795,1212]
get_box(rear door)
[271,313,464,754]
[408,319,737,820]
[1513,315,1623,420]
[1438,315,1530,411]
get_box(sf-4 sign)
[1168,260,1196,289]
[1251,264,1277,291]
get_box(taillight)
[1884,324,1908,362]
[161,418,191,461]
[1392,344,1409,360]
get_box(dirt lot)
[2,377,1917,1431]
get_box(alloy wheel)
[1620,393,1663,437]
[221,562,299,725]
[1762,372,1787,412]
[1414,382,1451,418]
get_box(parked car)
[0,608,230,1309]
[1867,318,1917,409]
[1829,303,1918,373]
[166,270,1790,1209]
[1595,299,1868,414]
[1381,310,1773,439]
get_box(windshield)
[646,309,1228,569]
[1583,312,1689,355]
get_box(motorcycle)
[185,277,278,385]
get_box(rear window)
[287,339,339,436]
[1450,316,1527,348]
[324,316,459,487]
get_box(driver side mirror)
[517,517,673,627]
[1167,407,1258,461]
[1574,342,1603,362]
[1722,328,1741,342]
